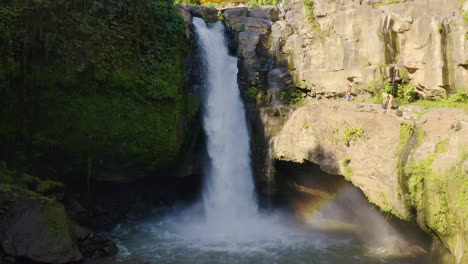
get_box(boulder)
[238,31,262,83]
[249,5,280,21]
[188,6,218,23]
[242,17,273,34]
[223,7,248,31]
[0,196,82,264]
[78,238,118,258]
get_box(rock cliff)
[271,103,468,263]
[272,0,467,99]
[216,0,468,263]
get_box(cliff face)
[272,0,467,99]
[218,0,468,263]
[271,103,468,263]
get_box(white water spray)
[193,18,258,223]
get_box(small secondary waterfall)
[193,18,258,222]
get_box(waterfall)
[193,18,258,223]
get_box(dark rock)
[78,238,118,258]
[0,199,82,264]
[223,7,248,31]
[188,6,218,23]
[249,5,279,21]
[2,256,15,263]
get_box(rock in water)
[0,199,82,264]
[78,238,118,258]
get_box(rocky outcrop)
[270,0,467,99]
[271,103,468,263]
[0,190,82,264]
[188,6,219,22]
[221,0,467,263]
[223,6,278,85]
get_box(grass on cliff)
[376,0,405,7]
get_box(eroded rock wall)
[271,103,468,263]
[271,0,467,99]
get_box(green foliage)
[217,10,224,21]
[341,158,353,181]
[411,88,468,111]
[447,88,468,103]
[290,82,309,105]
[0,167,63,200]
[43,203,68,238]
[361,77,392,103]
[245,86,259,100]
[453,152,468,223]
[342,157,351,167]
[249,0,278,6]
[302,0,320,32]
[462,10,468,24]
[342,125,365,145]
[404,139,450,231]
[0,0,198,178]
[280,91,289,103]
[399,82,417,103]
[376,0,405,6]
[395,122,414,155]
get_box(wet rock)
[78,238,118,258]
[249,5,279,21]
[238,30,262,83]
[188,6,218,23]
[0,198,82,264]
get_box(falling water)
[103,18,430,264]
[194,18,258,222]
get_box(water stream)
[101,19,429,264]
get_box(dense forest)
[0,0,198,185]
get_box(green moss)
[0,184,53,203]
[404,138,452,234]
[341,157,353,181]
[341,125,365,146]
[302,0,320,32]
[43,202,68,239]
[376,0,405,6]
[342,157,352,166]
[0,0,198,177]
[453,152,468,221]
[395,122,414,155]
[245,86,259,101]
[462,10,468,24]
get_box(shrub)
[342,125,365,146]
[245,86,258,100]
[447,88,468,103]
[399,82,417,103]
